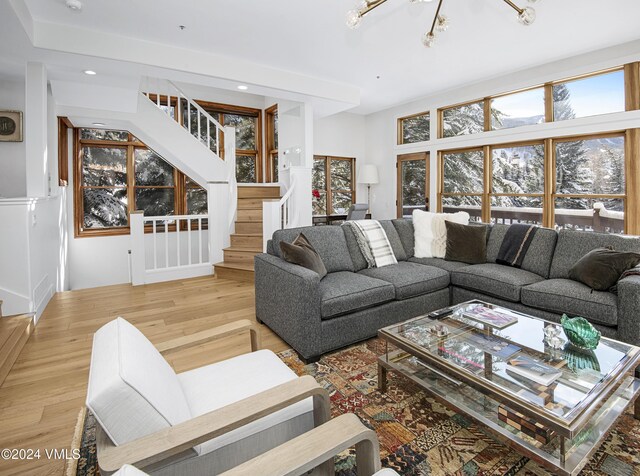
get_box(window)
[438,133,629,234]
[441,101,485,138]
[553,69,624,121]
[440,148,484,221]
[437,66,630,138]
[397,152,429,218]
[312,156,356,216]
[266,105,278,182]
[398,112,430,144]
[75,128,207,237]
[491,88,545,130]
[554,134,625,233]
[491,143,545,225]
[198,102,262,183]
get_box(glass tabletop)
[380,300,640,428]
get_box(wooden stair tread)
[213,261,255,271]
[232,233,262,237]
[223,246,262,253]
[0,316,33,388]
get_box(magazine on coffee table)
[461,305,519,330]
[507,354,562,387]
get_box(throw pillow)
[413,210,470,258]
[279,233,328,279]
[412,210,437,258]
[568,247,640,291]
[444,221,487,264]
[432,211,470,258]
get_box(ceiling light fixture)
[65,0,83,11]
[346,0,538,48]
[237,85,248,90]
[92,122,106,127]
[83,70,97,75]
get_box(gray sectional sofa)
[255,220,640,362]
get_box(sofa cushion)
[451,263,544,302]
[320,271,395,319]
[409,256,471,272]
[550,229,640,279]
[379,220,408,261]
[521,279,618,327]
[392,219,414,258]
[86,318,192,447]
[342,224,369,272]
[445,221,487,264]
[272,226,354,273]
[487,224,558,278]
[178,349,313,455]
[359,262,450,300]
[280,233,328,279]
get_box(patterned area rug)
[72,339,640,475]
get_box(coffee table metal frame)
[377,301,640,476]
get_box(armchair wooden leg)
[356,438,381,476]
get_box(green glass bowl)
[561,314,601,350]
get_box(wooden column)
[544,138,555,229]
[625,129,640,235]
[482,145,492,223]
[624,62,640,111]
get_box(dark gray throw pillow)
[568,247,640,291]
[444,221,487,264]
[279,233,328,279]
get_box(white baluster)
[188,218,192,265]
[188,102,192,135]
[207,120,211,150]
[198,217,203,264]
[216,128,220,157]
[153,220,158,270]
[176,218,181,267]
[164,221,169,268]
[197,111,201,142]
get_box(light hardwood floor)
[0,276,287,475]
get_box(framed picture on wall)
[0,110,23,142]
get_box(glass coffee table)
[377,300,640,476]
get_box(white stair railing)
[143,78,225,160]
[130,212,212,285]
[262,176,296,251]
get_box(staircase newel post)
[207,181,230,265]
[130,211,146,286]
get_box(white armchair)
[113,413,400,476]
[86,317,331,475]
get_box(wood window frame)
[396,152,430,218]
[437,131,634,233]
[265,104,278,182]
[196,100,263,183]
[313,155,357,216]
[58,117,73,186]
[397,111,430,145]
[74,129,201,238]
[437,64,634,139]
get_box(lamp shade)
[358,164,379,185]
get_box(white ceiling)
[11,0,640,114]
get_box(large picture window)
[74,128,206,237]
[438,133,628,234]
[312,156,356,216]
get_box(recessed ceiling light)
[66,0,83,11]
[237,85,248,91]
[92,122,106,127]
[179,25,186,31]
[83,70,97,75]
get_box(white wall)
[0,79,26,198]
[314,112,368,207]
[365,43,640,221]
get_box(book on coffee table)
[506,354,562,387]
[461,305,519,330]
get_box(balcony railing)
[401,203,624,234]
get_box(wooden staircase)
[0,301,33,388]
[213,185,281,282]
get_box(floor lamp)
[358,165,379,213]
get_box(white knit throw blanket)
[351,220,398,268]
